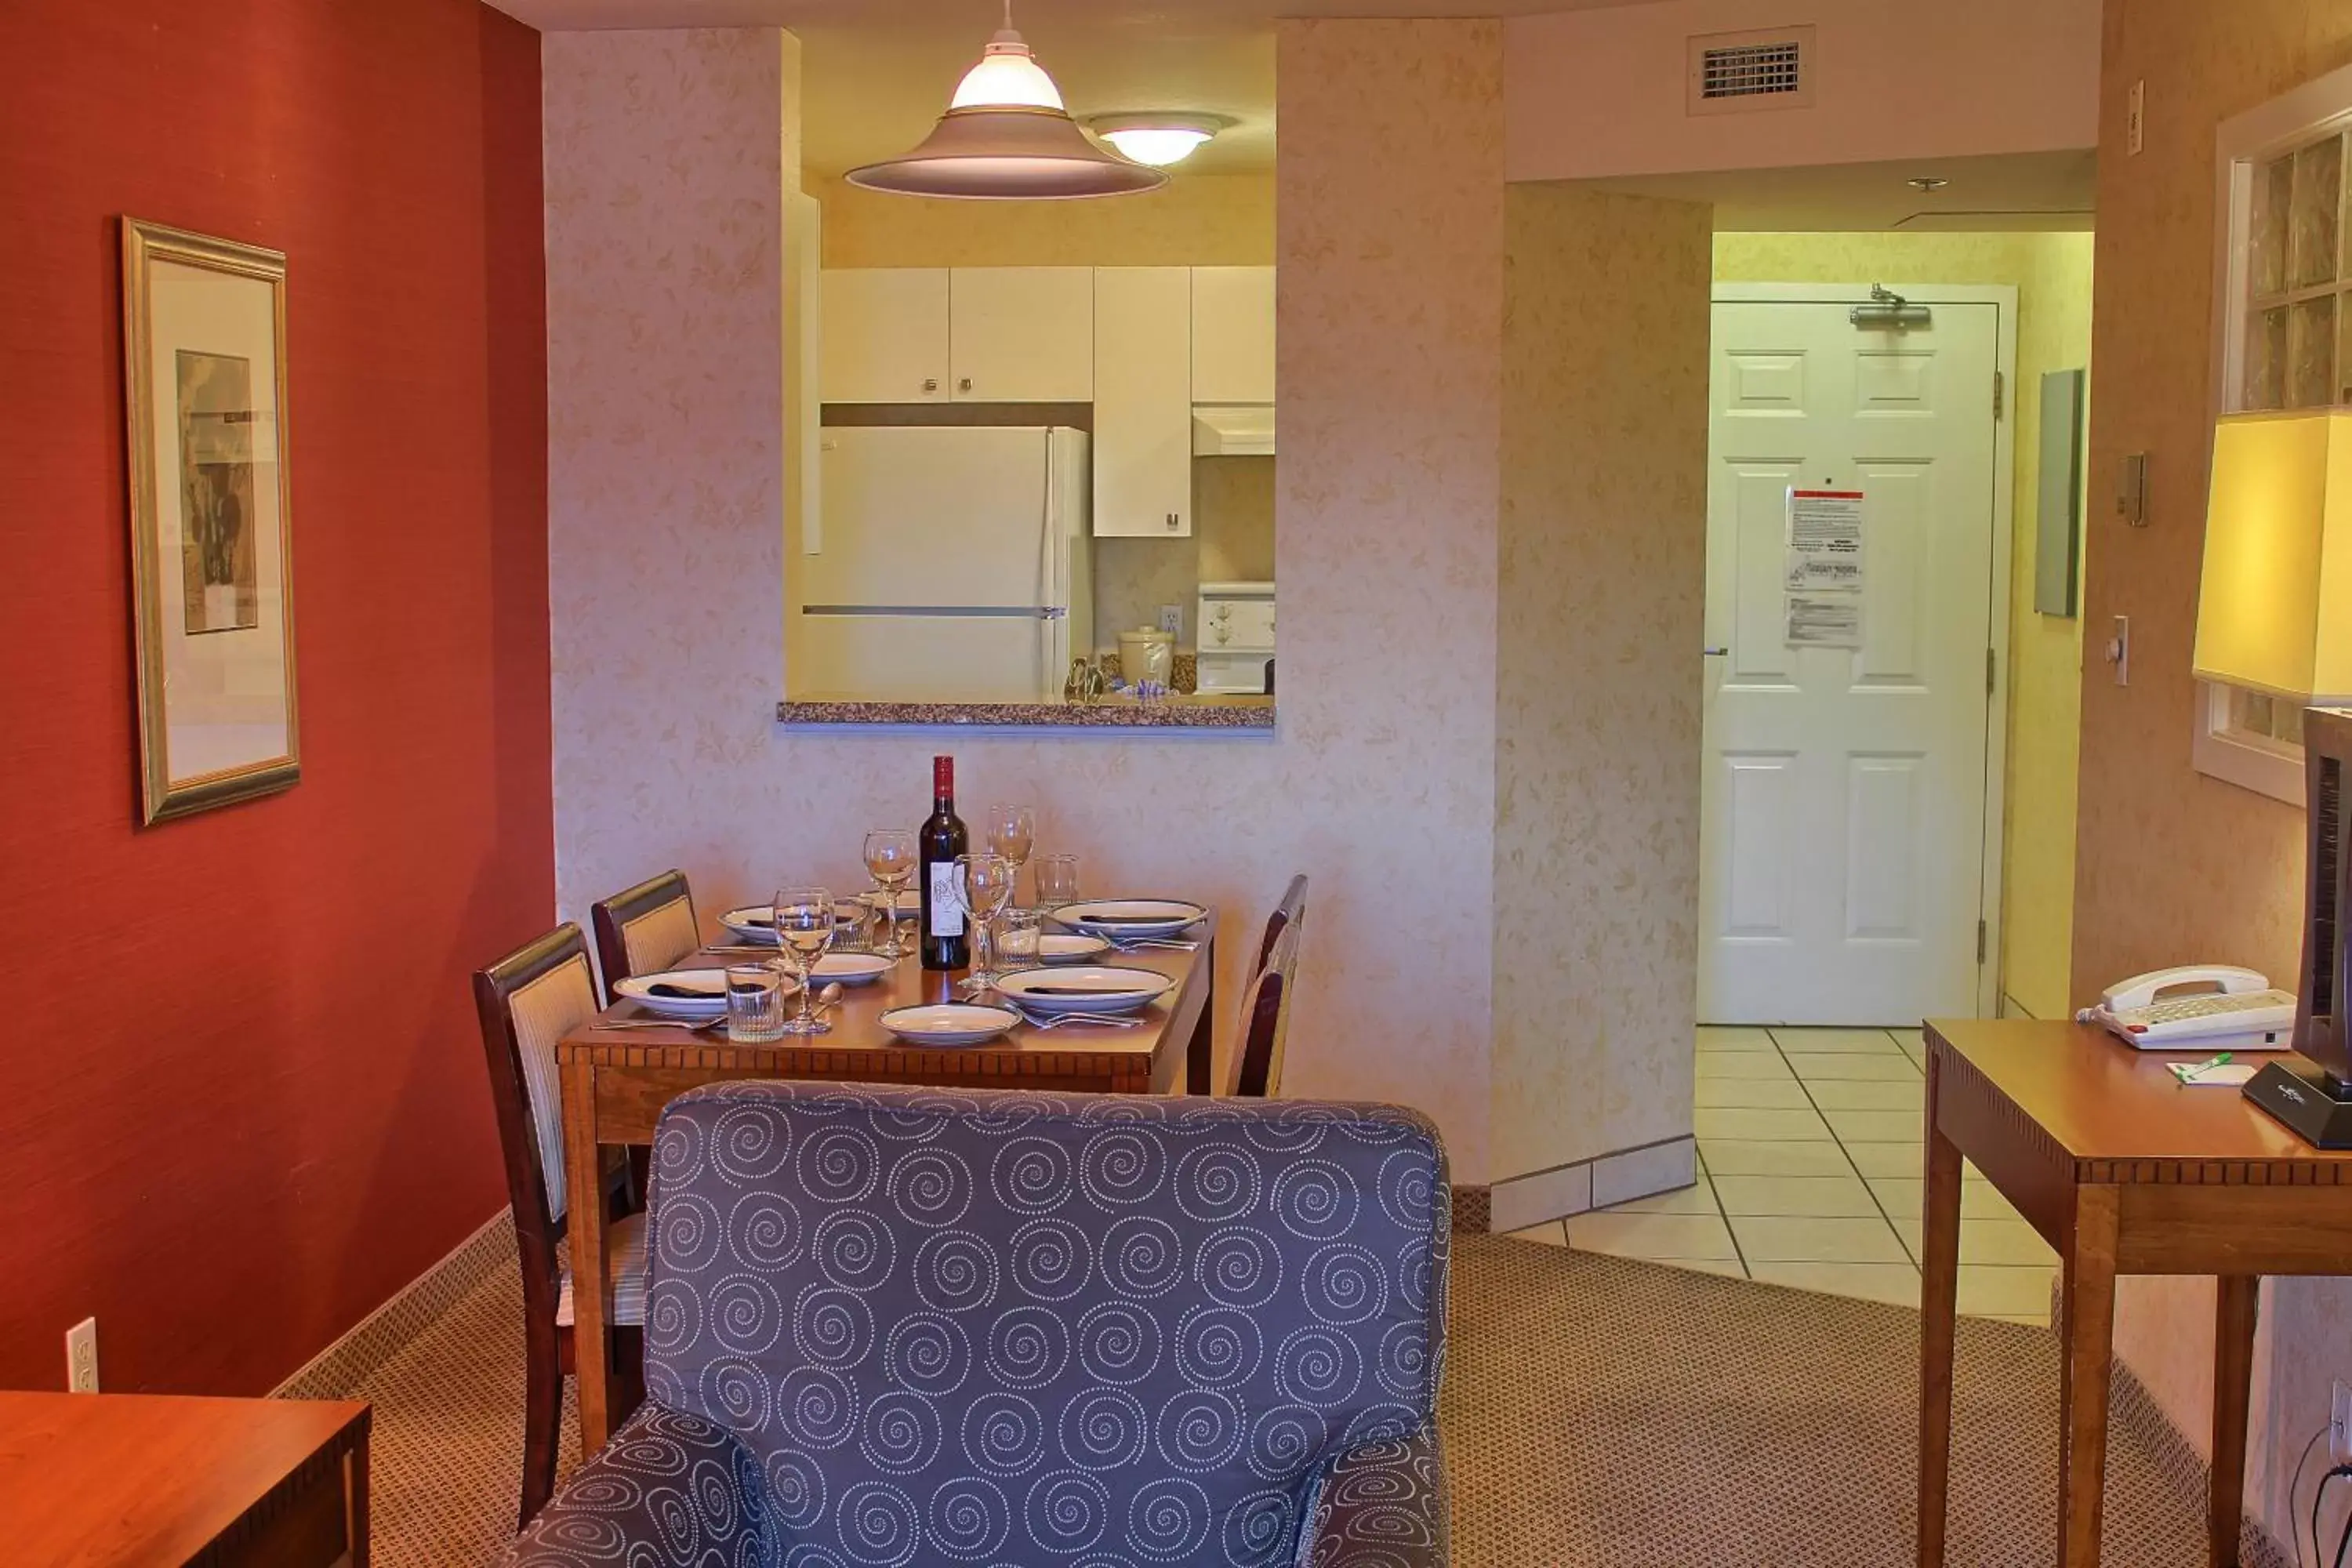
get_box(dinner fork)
[1016,1007,1142,1029]
[600,1014,728,1033]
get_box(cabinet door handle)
[1166,513,1180,531]
[922,379,939,394]
[959,376,973,393]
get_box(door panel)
[949,267,1094,401]
[822,269,949,404]
[1698,296,2001,1025]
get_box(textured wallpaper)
[1713,231,2095,1022]
[816,173,1274,268]
[1493,184,1711,1181]
[2074,0,2352,1544]
[546,21,1504,1178]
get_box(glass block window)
[2239,129,2352,411]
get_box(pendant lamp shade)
[847,22,1167,200]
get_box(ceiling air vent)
[1687,25,1816,117]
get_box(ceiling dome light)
[847,5,1166,201]
[1087,113,1234,168]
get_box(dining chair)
[1232,912,1304,1098]
[588,869,699,1000]
[471,924,648,1528]
[1256,871,1309,975]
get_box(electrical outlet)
[2332,1380,2352,1465]
[65,1318,97,1394]
[1157,604,1183,636]
[2127,79,2145,155]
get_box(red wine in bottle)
[919,754,970,971]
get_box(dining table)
[556,909,1220,1452]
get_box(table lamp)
[2194,411,2352,1145]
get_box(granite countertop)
[776,695,1276,730]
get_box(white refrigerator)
[795,426,1093,702]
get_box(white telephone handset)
[2079,965,2297,1051]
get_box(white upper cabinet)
[821,268,951,404]
[1190,266,1275,405]
[1092,267,1193,538]
[949,267,1094,402]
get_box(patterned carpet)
[354,1233,2273,1567]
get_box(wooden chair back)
[1256,873,1308,975]
[590,869,699,999]
[471,924,602,1323]
[1232,916,1304,1098]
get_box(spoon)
[812,982,844,1015]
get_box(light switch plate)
[2128,80,2145,156]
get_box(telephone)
[2075,965,2297,1051]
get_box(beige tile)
[1956,1265,2059,1323]
[1748,1259,1922,1308]
[1893,1218,2060,1269]
[1566,1210,1740,1261]
[1664,1257,1751,1281]
[1697,1050,1795,1081]
[1839,1142,1926,1180]
[1803,1078,1926,1112]
[1784,1051,1922,1082]
[1729,1214,1910,1265]
[1693,1106,1831,1142]
[1867,1178,2020,1223]
[1822,1107,1929,1144]
[1697,1025,1777,1052]
[1697,1139,1852,1178]
[1891,1027,1929,1061]
[1768,1027,1902,1054]
[1694,1076,1815,1110]
[1712,1173,1880,1218]
[1502,1221,1567,1247]
[1599,1175,1718,1216]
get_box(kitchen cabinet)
[1191,266,1275,405]
[821,268,951,404]
[949,267,1094,401]
[1092,267,1192,538]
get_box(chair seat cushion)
[557,1209,646,1327]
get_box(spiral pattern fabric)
[510,1081,1450,1568]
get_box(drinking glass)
[862,829,916,961]
[1033,853,1082,913]
[725,963,789,1043]
[833,897,875,955]
[985,804,1037,907]
[996,907,1045,971]
[771,885,835,1035]
[953,853,1018,994]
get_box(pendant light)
[847,3,1168,200]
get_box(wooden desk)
[1919,1019,2352,1568]
[0,1392,368,1567]
[557,916,1218,1452]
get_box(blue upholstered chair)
[506,1081,1452,1568]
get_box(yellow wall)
[1713,232,2095,1022]
[816,173,1274,268]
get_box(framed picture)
[120,218,298,824]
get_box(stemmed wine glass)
[862,829,916,962]
[985,804,1037,909]
[953,852,1018,995]
[771,885,835,1035]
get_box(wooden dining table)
[557,912,1219,1451]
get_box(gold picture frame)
[121,218,299,824]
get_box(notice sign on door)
[1784,488,1864,648]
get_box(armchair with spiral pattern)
[505,1080,1452,1568]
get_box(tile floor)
[1508,1025,2060,1326]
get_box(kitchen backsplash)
[1091,455,1275,650]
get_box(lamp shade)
[2194,409,2352,702]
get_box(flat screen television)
[2244,706,2352,1145]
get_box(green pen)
[2171,1051,2234,1086]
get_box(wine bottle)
[919,754,970,971]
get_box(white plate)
[612,967,746,1019]
[1047,899,1207,938]
[880,1003,1020,1046]
[860,889,921,920]
[810,952,894,985]
[1017,932,1112,965]
[994,966,1174,1017]
[719,906,779,945]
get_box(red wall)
[0,0,550,1393]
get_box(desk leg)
[561,1058,613,1454]
[2210,1276,2259,1568]
[2058,1185,2120,1568]
[1918,1083,1962,1568]
[1187,938,1216,1094]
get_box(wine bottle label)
[929,862,964,938]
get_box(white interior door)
[1698,292,2007,1026]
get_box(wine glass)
[985,804,1037,907]
[771,885,835,1035]
[953,853,1018,994]
[862,829,916,962]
